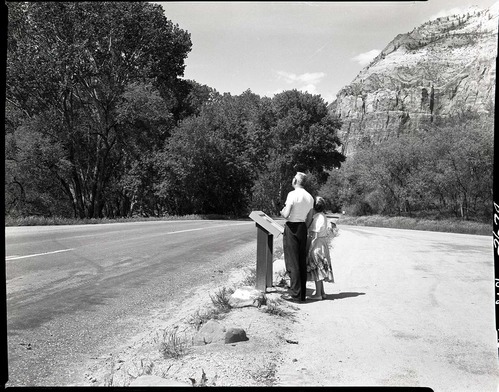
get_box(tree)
[156,91,261,215]
[265,90,345,209]
[6,2,192,218]
[335,110,492,221]
[422,112,493,220]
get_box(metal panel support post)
[255,223,273,292]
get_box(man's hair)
[314,196,326,212]
[294,172,307,187]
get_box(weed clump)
[261,298,295,319]
[189,369,218,387]
[209,287,234,313]
[188,307,224,330]
[250,362,277,386]
[159,326,189,359]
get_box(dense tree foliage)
[155,89,345,216]
[7,2,490,223]
[320,110,493,221]
[6,2,192,218]
[6,2,345,218]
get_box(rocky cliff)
[329,3,498,155]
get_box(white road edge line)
[165,222,253,235]
[6,248,74,260]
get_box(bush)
[209,287,234,313]
[159,326,189,359]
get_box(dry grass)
[188,287,235,330]
[189,369,218,387]
[261,298,295,319]
[336,214,490,236]
[209,286,234,313]
[159,326,189,359]
[250,362,277,386]
[5,214,245,226]
[188,307,225,330]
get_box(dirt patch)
[83,265,298,386]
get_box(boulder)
[193,320,226,346]
[225,327,249,344]
[228,286,265,308]
[130,375,190,386]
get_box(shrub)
[209,287,234,313]
[159,326,189,359]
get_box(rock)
[130,375,191,386]
[228,286,265,308]
[224,327,249,344]
[329,3,498,156]
[193,320,226,346]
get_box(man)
[280,172,314,302]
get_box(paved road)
[275,225,499,391]
[5,220,256,386]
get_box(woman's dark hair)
[314,196,326,213]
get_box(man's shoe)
[281,293,304,302]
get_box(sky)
[156,1,498,104]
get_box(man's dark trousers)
[283,221,308,301]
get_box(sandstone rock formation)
[329,3,498,155]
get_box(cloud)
[351,49,381,67]
[276,71,326,85]
[300,84,318,94]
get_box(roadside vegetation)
[6,3,492,232]
[6,213,490,237]
[321,111,493,225]
[209,287,234,314]
[262,298,295,319]
[188,287,236,331]
[159,326,190,360]
[92,245,300,386]
[4,214,241,227]
[337,214,490,236]
[6,2,344,221]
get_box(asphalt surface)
[5,220,256,386]
[7,221,498,389]
[275,226,499,391]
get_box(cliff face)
[330,3,498,155]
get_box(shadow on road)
[325,291,366,300]
[304,289,366,302]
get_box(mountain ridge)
[329,2,498,155]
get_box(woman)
[306,196,335,300]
